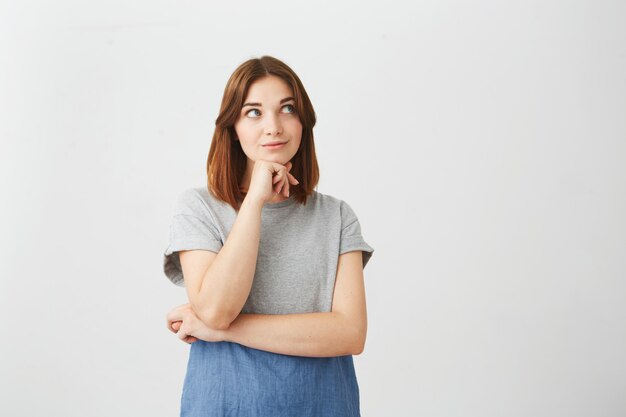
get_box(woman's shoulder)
[309,190,357,213]
[172,186,230,217]
[311,190,367,231]
[309,189,342,206]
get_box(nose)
[263,113,282,136]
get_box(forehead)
[245,75,293,101]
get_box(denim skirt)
[180,340,361,417]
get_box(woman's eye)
[245,108,261,117]
[244,104,295,118]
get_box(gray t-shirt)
[163,186,374,314]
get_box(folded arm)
[201,250,368,357]
[181,197,265,330]
[222,311,360,357]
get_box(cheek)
[235,125,258,145]
[287,120,303,136]
[297,125,302,144]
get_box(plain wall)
[1,1,625,416]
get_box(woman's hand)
[245,159,300,205]
[166,303,226,344]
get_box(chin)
[269,154,292,163]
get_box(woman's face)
[234,75,303,167]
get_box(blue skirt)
[180,340,361,417]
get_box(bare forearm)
[221,312,362,358]
[194,196,264,328]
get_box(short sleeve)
[163,190,223,287]
[339,200,375,269]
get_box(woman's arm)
[223,311,360,357]
[181,161,296,330]
[223,250,367,357]
[169,251,368,358]
[168,309,359,357]
[181,196,264,330]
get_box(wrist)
[221,316,244,343]
[242,195,264,211]
[220,328,235,343]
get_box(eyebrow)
[242,97,295,108]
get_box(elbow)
[193,304,233,331]
[336,312,367,355]
[350,327,367,356]
[202,311,232,331]
[352,335,366,355]
[205,310,235,331]
[205,315,232,331]
[210,307,241,330]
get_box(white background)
[2,1,625,416]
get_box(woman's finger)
[166,310,183,332]
[275,177,283,194]
[272,171,282,185]
[275,169,286,194]
[287,172,299,185]
[283,176,289,197]
[177,322,190,341]
[271,163,294,195]
[168,319,181,333]
[170,320,196,343]
[282,168,290,196]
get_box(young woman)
[163,55,374,417]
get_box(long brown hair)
[206,55,320,211]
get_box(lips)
[263,141,287,146]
